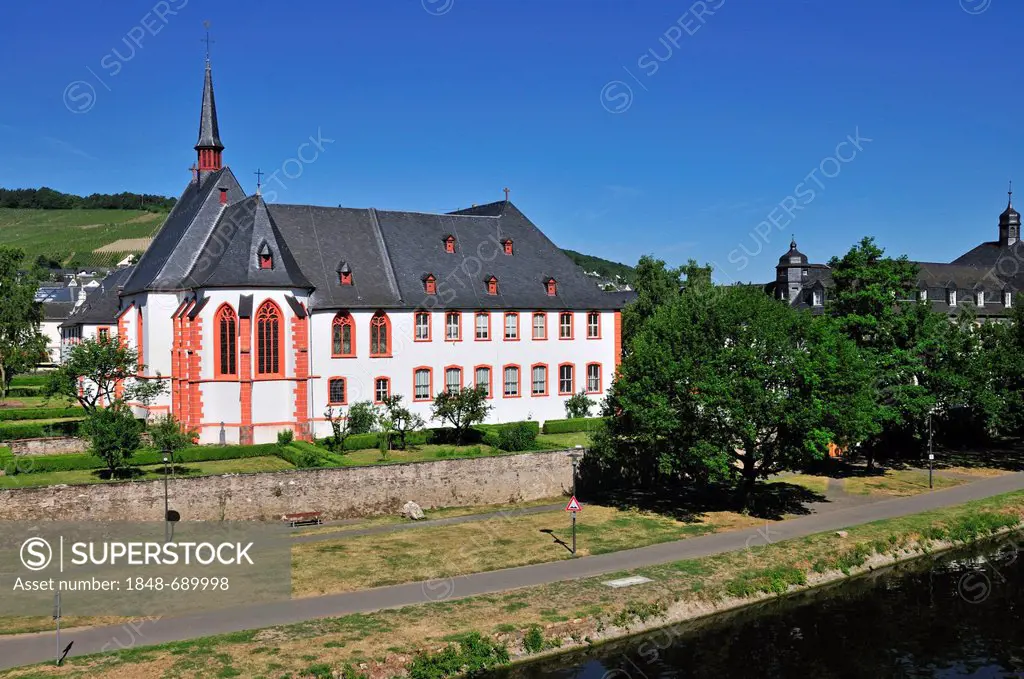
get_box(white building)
[61,59,626,444]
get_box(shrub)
[523,625,544,654]
[346,401,377,435]
[149,415,197,457]
[541,417,603,435]
[8,443,280,475]
[0,407,86,421]
[497,421,537,452]
[0,419,83,441]
[276,429,294,446]
[564,391,594,419]
[276,443,325,469]
[83,406,143,474]
[406,632,509,679]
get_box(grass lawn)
[843,469,964,496]
[0,456,292,489]
[7,492,1022,678]
[535,431,591,449]
[0,395,75,409]
[329,432,591,467]
[770,474,830,494]
[291,504,761,596]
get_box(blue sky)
[0,0,1019,283]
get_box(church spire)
[194,57,224,173]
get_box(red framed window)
[531,363,548,396]
[558,363,575,395]
[340,271,353,285]
[444,235,456,254]
[424,274,436,295]
[475,312,490,340]
[559,312,574,339]
[259,253,273,269]
[586,311,601,339]
[374,377,391,403]
[370,311,390,356]
[216,303,238,376]
[502,239,513,255]
[486,276,498,295]
[328,377,347,405]
[586,363,602,394]
[546,278,557,296]
[504,312,519,340]
[332,312,355,357]
[415,311,431,341]
[413,367,433,401]
[445,365,463,393]
[256,300,283,376]
[97,326,110,341]
[445,311,461,341]
[474,365,492,399]
[532,312,547,340]
[503,364,521,398]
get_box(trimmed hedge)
[5,387,42,398]
[0,407,87,421]
[0,419,83,441]
[541,417,604,434]
[10,374,50,387]
[8,443,280,475]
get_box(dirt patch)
[124,213,161,224]
[93,238,152,253]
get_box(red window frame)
[412,366,433,402]
[559,311,574,340]
[585,362,602,394]
[374,376,391,404]
[546,279,557,296]
[97,326,110,341]
[327,376,348,405]
[414,310,432,342]
[215,303,238,377]
[474,365,493,399]
[424,274,436,295]
[444,365,464,393]
[586,311,601,339]
[502,363,521,398]
[445,310,462,342]
[503,312,519,341]
[255,300,284,377]
[444,236,456,254]
[259,253,273,270]
[339,271,353,285]
[332,311,356,357]
[475,311,491,341]
[486,276,498,295]
[558,362,575,395]
[370,311,391,357]
[530,362,548,396]
[532,312,547,340]
[503,239,513,255]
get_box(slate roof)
[195,61,223,151]
[61,267,135,327]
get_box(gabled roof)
[122,168,245,294]
[61,266,135,327]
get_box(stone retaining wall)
[0,450,574,521]
[10,436,89,456]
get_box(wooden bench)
[282,511,322,527]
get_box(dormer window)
[919,289,928,303]
[443,235,456,254]
[502,239,513,255]
[486,276,498,295]
[948,289,957,307]
[257,242,273,270]
[1005,291,1013,308]
[337,262,352,286]
[545,278,557,296]
[977,291,985,307]
[812,289,823,307]
[424,274,436,295]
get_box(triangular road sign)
[565,496,581,512]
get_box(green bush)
[339,429,433,451]
[523,625,545,654]
[5,387,41,398]
[0,419,83,441]
[0,407,86,421]
[346,401,378,435]
[10,374,50,387]
[564,391,595,419]
[10,443,280,475]
[497,421,538,452]
[406,632,509,679]
[276,429,294,446]
[276,443,326,469]
[541,417,603,434]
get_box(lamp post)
[569,446,583,556]
[163,449,170,543]
[928,411,934,490]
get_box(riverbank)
[3,489,1024,678]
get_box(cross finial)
[1009,180,1014,208]
[201,20,215,61]
[503,187,510,202]
[189,163,198,182]
[254,168,264,196]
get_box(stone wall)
[10,437,89,456]
[0,450,575,522]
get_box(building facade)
[61,59,625,444]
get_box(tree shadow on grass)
[584,480,828,522]
[92,467,146,481]
[539,528,573,554]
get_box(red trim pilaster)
[239,316,253,445]
[291,313,310,441]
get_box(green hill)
[562,249,635,285]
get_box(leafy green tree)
[0,247,47,402]
[149,415,196,460]
[346,400,377,435]
[380,395,424,450]
[621,256,683,344]
[565,391,594,419]
[324,405,353,452]
[84,403,144,476]
[431,385,491,444]
[45,335,165,413]
[593,282,871,506]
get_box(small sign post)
[53,591,60,666]
[565,496,581,555]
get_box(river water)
[494,534,1024,678]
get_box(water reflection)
[494,534,1023,679]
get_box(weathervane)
[201,20,215,61]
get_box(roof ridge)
[367,208,401,302]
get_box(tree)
[565,391,594,419]
[149,415,197,461]
[431,385,491,444]
[0,247,47,402]
[593,282,872,507]
[380,395,424,450]
[621,256,683,344]
[324,405,353,453]
[84,403,144,476]
[44,335,165,413]
[346,400,377,435]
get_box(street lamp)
[928,410,935,490]
[163,449,170,543]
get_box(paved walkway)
[2,472,1022,671]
